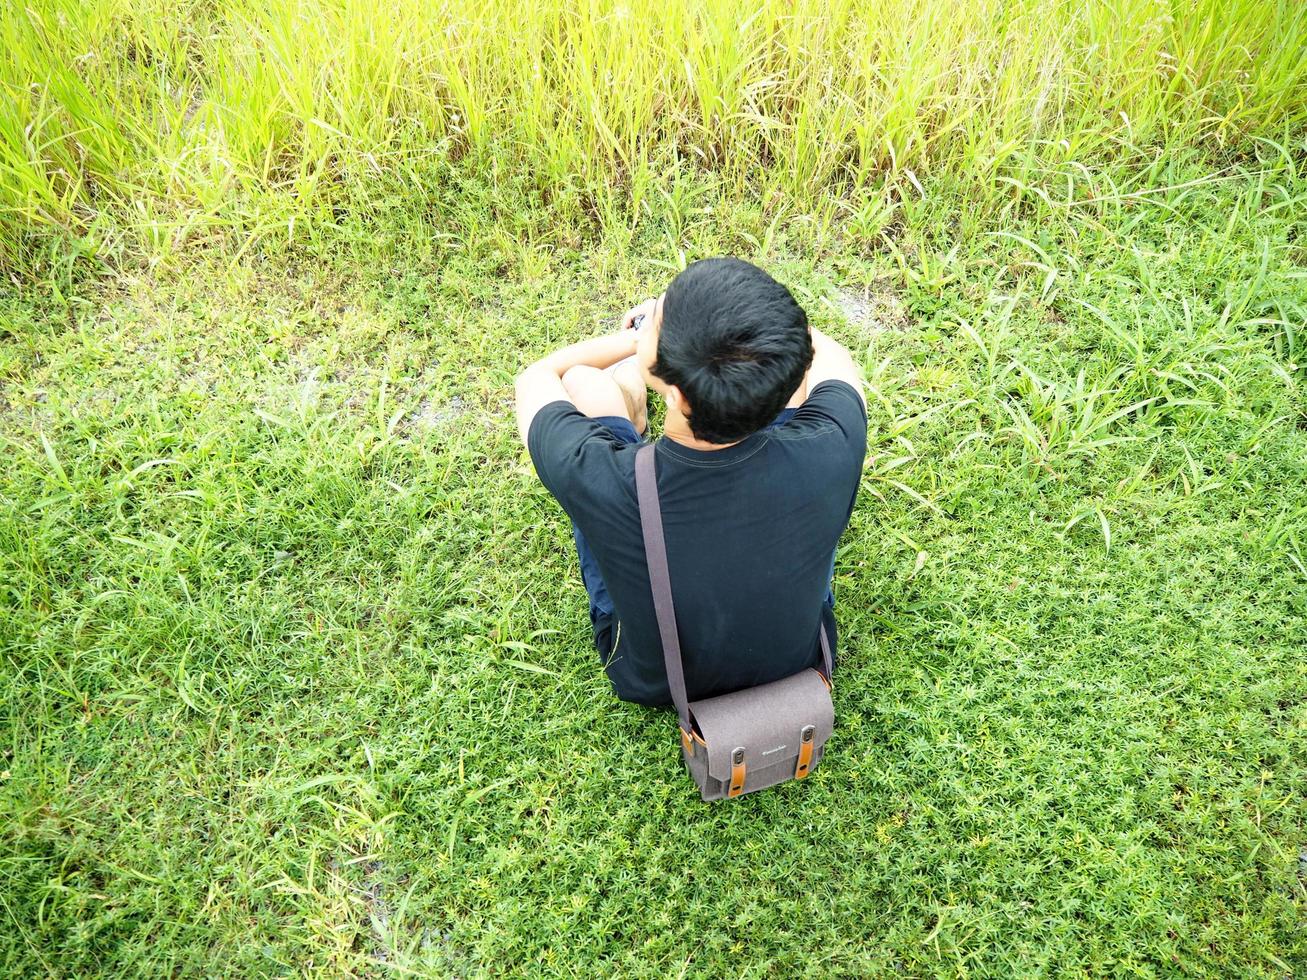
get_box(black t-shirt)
[528,379,867,706]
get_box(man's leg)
[561,359,647,435]
[559,362,648,658]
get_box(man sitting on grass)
[515,257,867,705]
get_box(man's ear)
[665,385,689,417]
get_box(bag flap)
[689,669,834,781]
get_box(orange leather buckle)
[795,725,816,779]
[680,727,694,755]
[728,747,746,797]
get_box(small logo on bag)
[761,744,788,756]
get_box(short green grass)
[3,148,1305,975]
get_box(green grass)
[3,153,1305,974]
[2,0,1307,975]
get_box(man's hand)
[620,297,658,332]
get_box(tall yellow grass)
[2,0,1304,274]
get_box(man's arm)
[802,326,866,411]
[514,331,640,445]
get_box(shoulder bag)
[635,443,836,801]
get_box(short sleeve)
[788,380,868,447]
[527,400,630,507]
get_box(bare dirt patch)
[411,393,468,431]
[824,285,911,340]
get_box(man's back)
[529,378,866,705]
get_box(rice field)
[2,0,1305,974]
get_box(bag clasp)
[728,747,746,797]
[795,724,816,779]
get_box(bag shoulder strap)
[817,609,834,680]
[634,443,835,734]
[635,444,693,735]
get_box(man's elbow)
[517,359,556,387]
[514,362,545,400]
[514,363,558,445]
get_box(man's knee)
[562,365,629,419]
[561,364,601,394]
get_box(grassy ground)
[3,0,1307,975]
[4,154,1305,974]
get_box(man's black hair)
[653,257,813,444]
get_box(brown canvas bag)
[635,443,836,801]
